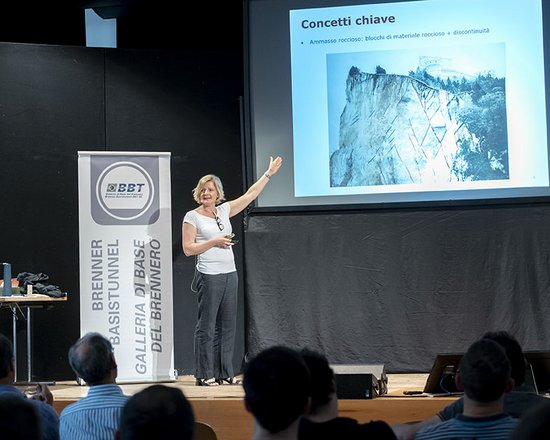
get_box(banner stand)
[78,151,175,382]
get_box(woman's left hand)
[267,156,283,176]
[228,155,284,218]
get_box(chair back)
[195,421,217,440]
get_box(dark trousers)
[194,271,238,379]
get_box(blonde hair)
[192,174,225,204]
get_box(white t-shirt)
[183,202,236,274]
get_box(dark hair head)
[243,346,310,434]
[119,385,195,440]
[459,338,511,402]
[482,331,526,385]
[68,332,115,385]
[0,333,14,378]
[299,348,334,414]
[0,394,42,439]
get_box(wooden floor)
[39,373,458,440]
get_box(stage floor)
[45,372,430,401]
[37,373,459,440]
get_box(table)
[0,294,67,383]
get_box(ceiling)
[0,0,244,52]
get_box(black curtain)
[244,204,550,371]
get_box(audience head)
[512,400,550,439]
[0,394,42,439]
[300,348,335,414]
[0,333,14,380]
[243,345,311,434]
[457,338,512,403]
[482,330,526,386]
[68,332,116,386]
[118,385,194,440]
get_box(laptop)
[423,353,463,395]
[423,350,550,395]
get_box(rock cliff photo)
[329,61,508,188]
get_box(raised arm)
[182,222,233,257]
[228,156,283,217]
[30,383,54,406]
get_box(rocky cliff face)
[330,67,479,187]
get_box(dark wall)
[0,43,104,380]
[103,48,245,375]
[0,42,243,380]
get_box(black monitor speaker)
[332,364,387,399]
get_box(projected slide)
[289,0,547,198]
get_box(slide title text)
[301,15,396,29]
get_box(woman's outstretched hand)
[227,155,284,217]
[267,156,283,176]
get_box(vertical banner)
[78,151,175,382]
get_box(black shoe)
[216,377,242,385]
[195,378,219,386]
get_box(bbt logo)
[106,183,146,193]
[90,157,160,225]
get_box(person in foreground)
[0,393,43,439]
[0,333,59,440]
[298,348,397,440]
[116,384,195,440]
[243,345,310,440]
[395,330,546,439]
[437,331,546,421]
[415,338,517,439]
[60,332,128,440]
[511,399,550,439]
[183,156,283,386]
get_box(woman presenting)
[182,156,283,386]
